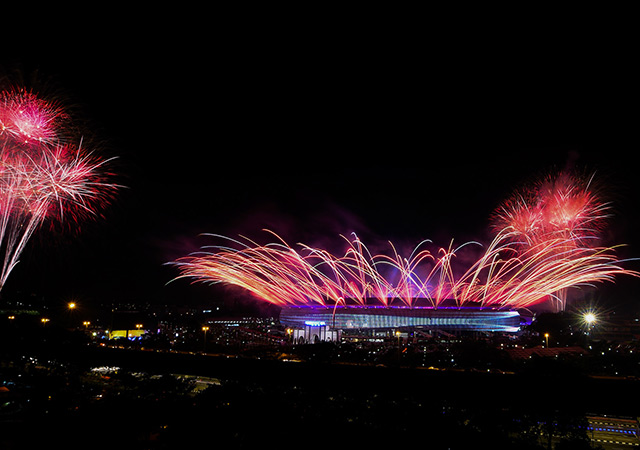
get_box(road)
[588,416,639,449]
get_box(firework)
[491,171,610,247]
[173,227,635,311]
[490,171,615,309]
[0,88,67,148]
[173,172,637,311]
[0,87,118,290]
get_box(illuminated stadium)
[279,303,523,335]
[173,171,638,343]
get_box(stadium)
[174,170,637,345]
[279,300,524,342]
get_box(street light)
[202,326,209,352]
[68,302,76,310]
[544,333,549,348]
[583,312,597,338]
[584,312,596,325]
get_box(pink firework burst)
[0,88,67,148]
[173,226,637,311]
[491,171,610,248]
[174,172,637,312]
[0,86,119,291]
[27,143,119,226]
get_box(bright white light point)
[584,312,596,324]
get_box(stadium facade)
[280,305,522,342]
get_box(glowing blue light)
[281,306,522,333]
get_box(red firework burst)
[491,171,610,248]
[173,172,636,312]
[0,86,119,290]
[0,88,68,148]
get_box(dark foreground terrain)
[2,341,639,449]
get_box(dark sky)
[2,16,639,311]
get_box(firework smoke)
[0,86,118,290]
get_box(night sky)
[2,17,639,312]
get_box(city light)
[544,333,550,348]
[584,312,597,325]
[202,326,210,352]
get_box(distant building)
[593,317,640,342]
[108,329,146,340]
[291,321,340,343]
